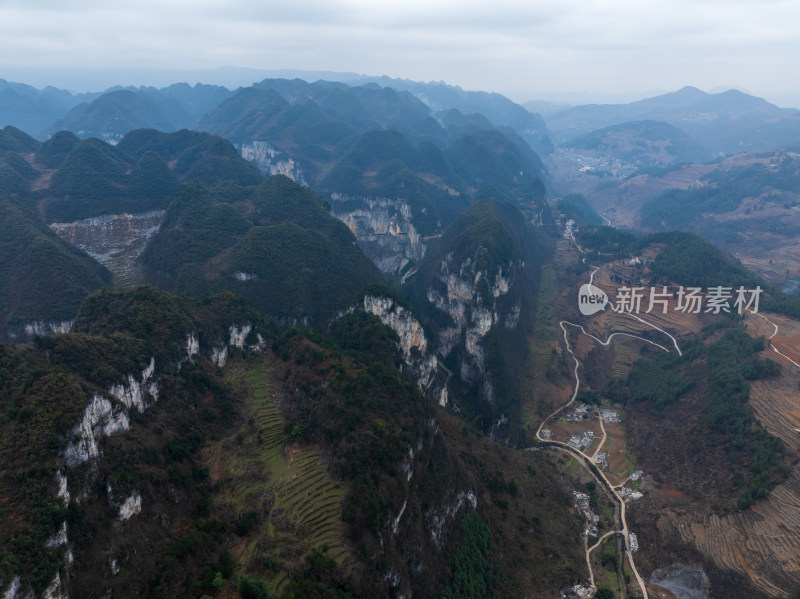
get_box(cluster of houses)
[564,403,622,424]
[599,408,621,423]
[565,403,592,422]
[559,583,597,599]
[619,487,644,501]
[594,451,608,470]
[555,147,637,178]
[563,218,576,240]
[573,491,600,538]
[618,471,645,500]
[568,430,596,451]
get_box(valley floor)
[528,237,800,598]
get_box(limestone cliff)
[0,296,271,599]
[358,292,450,406]
[241,140,307,185]
[329,194,428,275]
[50,211,164,288]
[405,199,545,442]
[425,251,522,407]
[6,320,74,342]
[209,323,265,367]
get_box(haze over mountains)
[545,85,800,156]
[2,70,800,599]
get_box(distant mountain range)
[545,85,800,155]
[2,70,800,599]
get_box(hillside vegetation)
[0,193,112,340]
[0,128,264,222]
[579,227,800,319]
[404,198,549,443]
[142,177,382,325]
[0,285,583,598]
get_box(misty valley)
[1,75,799,599]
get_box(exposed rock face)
[117,492,142,521]
[50,211,164,288]
[55,471,70,506]
[650,564,711,599]
[359,294,449,406]
[185,334,199,359]
[41,573,67,599]
[229,324,252,349]
[1,576,27,599]
[43,522,68,550]
[10,317,270,599]
[211,345,228,368]
[64,394,131,467]
[3,573,68,599]
[210,323,263,367]
[6,320,74,342]
[64,357,159,467]
[108,357,158,412]
[425,490,478,547]
[330,195,426,274]
[426,252,518,390]
[241,141,307,185]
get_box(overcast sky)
[1,0,798,106]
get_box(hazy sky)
[1,0,798,105]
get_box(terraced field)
[602,301,800,596]
[666,464,800,597]
[206,360,352,596]
[554,254,800,596]
[671,311,800,596]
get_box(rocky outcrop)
[650,564,711,599]
[241,141,307,184]
[40,573,67,599]
[330,195,426,274]
[229,324,252,349]
[64,394,131,468]
[425,490,478,548]
[64,355,160,467]
[117,492,142,522]
[211,345,228,368]
[50,211,165,288]
[6,320,74,342]
[359,294,450,406]
[43,523,68,550]
[1,577,27,599]
[55,471,70,506]
[185,334,199,359]
[210,323,264,367]
[426,252,518,388]
[108,357,158,412]
[6,308,271,599]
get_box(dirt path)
[533,263,689,598]
[592,418,607,461]
[750,309,800,370]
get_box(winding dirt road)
[749,309,800,370]
[533,264,692,598]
